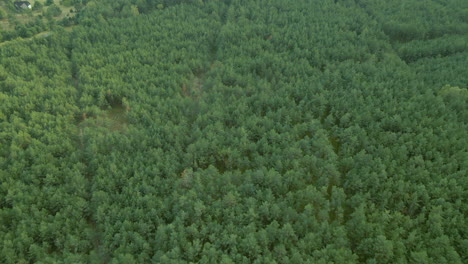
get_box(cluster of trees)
[0,0,78,42]
[1,0,466,262]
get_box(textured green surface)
[0,0,466,263]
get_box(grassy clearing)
[0,25,74,47]
[0,0,76,32]
[79,105,130,133]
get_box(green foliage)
[60,0,74,7]
[46,4,62,18]
[0,0,466,263]
[33,1,44,11]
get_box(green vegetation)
[1,0,467,263]
[33,1,43,11]
[0,0,77,41]
[45,4,61,17]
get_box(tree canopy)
[0,0,466,263]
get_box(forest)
[0,0,467,263]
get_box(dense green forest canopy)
[1,0,467,263]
